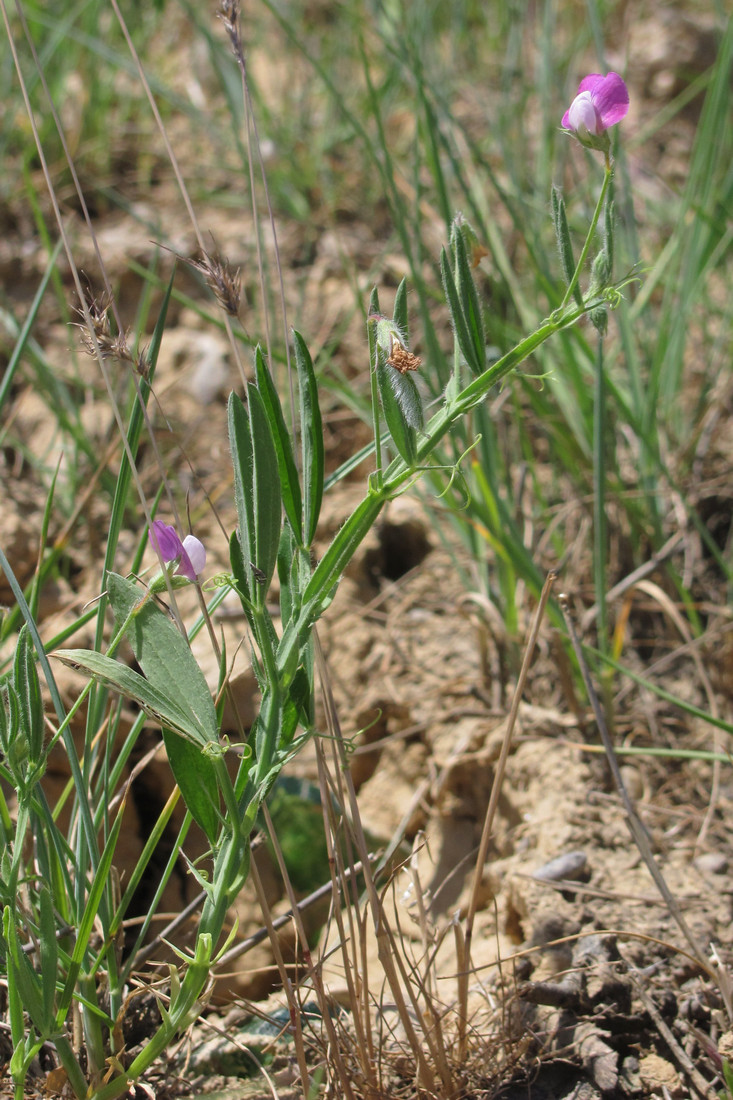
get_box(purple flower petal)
[591,71,629,129]
[149,520,183,564]
[561,70,629,144]
[149,520,206,582]
[576,73,604,95]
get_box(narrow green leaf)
[4,912,26,1050]
[281,665,313,746]
[254,686,281,786]
[453,227,486,374]
[440,246,479,375]
[294,332,324,548]
[298,494,385,621]
[254,346,303,544]
[247,382,282,592]
[0,545,66,729]
[229,528,253,620]
[56,807,125,1022]
[13,626,44,761]
[393,277,409,340]
[551,185,583,307]
[0,687,9,758]
[106,572,219,745]
[387,364,423,431]
[377,363,418,465]
[0,239,62,415]
[39,887,58,1024]
[162,730,219,844]
[277,523,299,629]
[228,390,256,586]
[4,685,27,774]
[3,907,47,1032]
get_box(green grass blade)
[294,332,324,548]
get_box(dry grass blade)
[558,592,730,1018]
[459,571,557,1058]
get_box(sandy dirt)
[1,4,732,1098]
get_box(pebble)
[694,851,728,875]
[638,1053,682,1096]
[533,850,588,882]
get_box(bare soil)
[1,4,732,1099]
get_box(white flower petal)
[182,534,206,577]
[567,91,600,135]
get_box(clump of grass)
[1,1,732,1099]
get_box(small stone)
[718,1030,733,1060]
[620,764,644,800]
[694,851,728,875]
[534,850,588,882]
[639,1053,682,1096]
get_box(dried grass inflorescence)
[217,0,243,61]
[387,341,422,374]
[76,287,149,376]
[186,248,242,318]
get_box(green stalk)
[593,328,607,655]
[561,160,614,310]
[367,311,384,491]
[52,1038,88,1100]
[593,326,617,734]
[92,935,217,1100]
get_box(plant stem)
[561,160,614,310]
[593,328,608,655]
[368,315,383,491]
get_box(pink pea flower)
[562,72,629,151]
[148,519,206,582]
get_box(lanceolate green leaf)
[377,363,418,465]
[254,346,303,544]
[54,640,222,851]
[387,365,423,431]
[163,730,219,844]
[228,388,282,602]
[551,185,583,308]
[13,626,44,761]
[39,886,58,1025]
[53,649,205,745]
[294,331,324,548]
[106,573,219,745]
[229,528,253,619]
[247,382,282,592]
[393,276,409,340]
[440,245,478,376]
[453,227,486,375]
[228,391,255,597]
[3,906,47,1033]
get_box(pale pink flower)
[149,519,206,582]
[562,73,629,148]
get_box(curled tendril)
[202,572,236,591]
[202,739,226,759]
